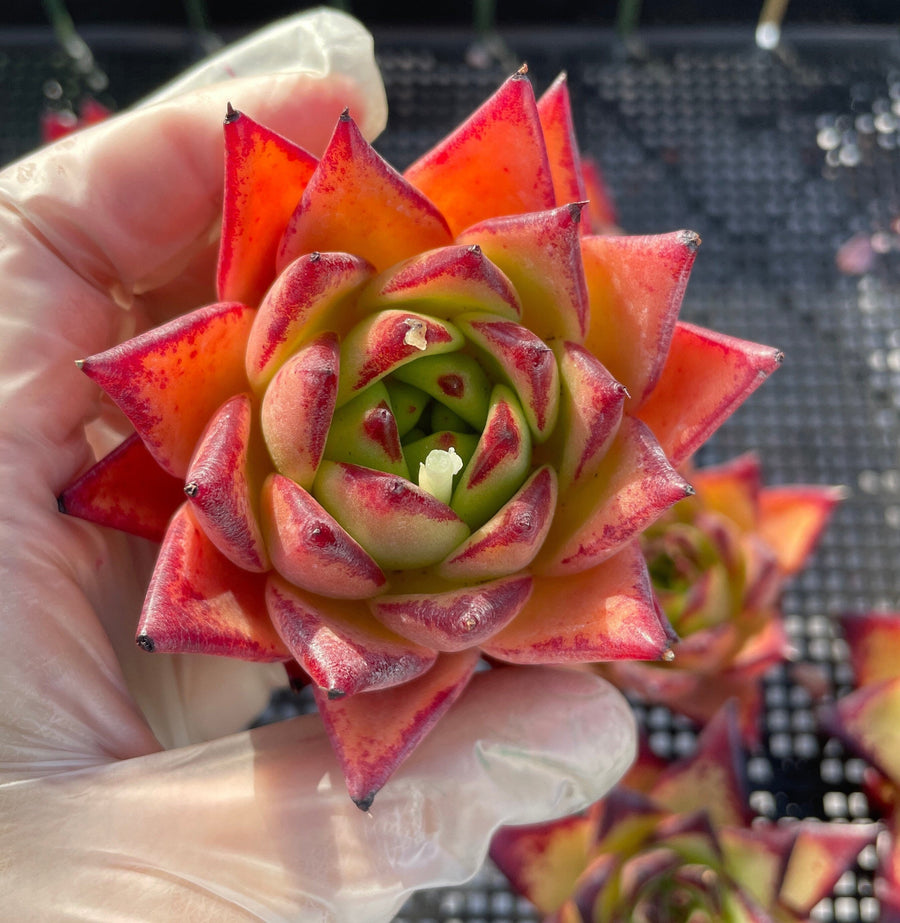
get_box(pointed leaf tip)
[247,254,370,391]
[262,476,387,599]
[224,102,239,123]
[266,576,437,704]
[536,416,690,575]
[136,635,155,653]
[278,116,451,273]
[681,229,702,250]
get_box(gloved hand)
[0,11,636,920]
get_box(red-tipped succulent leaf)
[58,432,184,542]
[404,69,556,235]
[536,73,591,227]
[217,107,319,306]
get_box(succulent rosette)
[825,612,900,919]
[59,68,781,808]
[599,453,842,739]
[828,612,900,798]
[491,705,877,923]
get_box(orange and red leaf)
[404,71,556,236]
[58,432,183,541]
[581,231,700,411]
[78,302,255,478]
[137,503,287,661]
[217,108,318,305]
[482,541,669,663]
[278,113,452,273]
[314,649,480,809]
[636,321,782,467]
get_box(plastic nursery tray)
[3,24,899,922]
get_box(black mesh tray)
[4,23,899,922]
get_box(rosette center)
[304,304,549,570]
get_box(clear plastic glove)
[0,10,636,920]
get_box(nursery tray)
[4,23,900,922]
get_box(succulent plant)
[59,69,781,808]
[42,98,111,142]
[826,611,900,919]
[491,705,877,922]
[599,453,842,740]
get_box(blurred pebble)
[836,232,876,275]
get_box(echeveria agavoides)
[826,612,900,916]
[601,453,842,740]
[491,706,878,922]
[59,69,782,808]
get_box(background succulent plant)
[491,705,877,923]
[599,453,842,740]
[826,612,900,920]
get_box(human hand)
[0,10,636,920]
